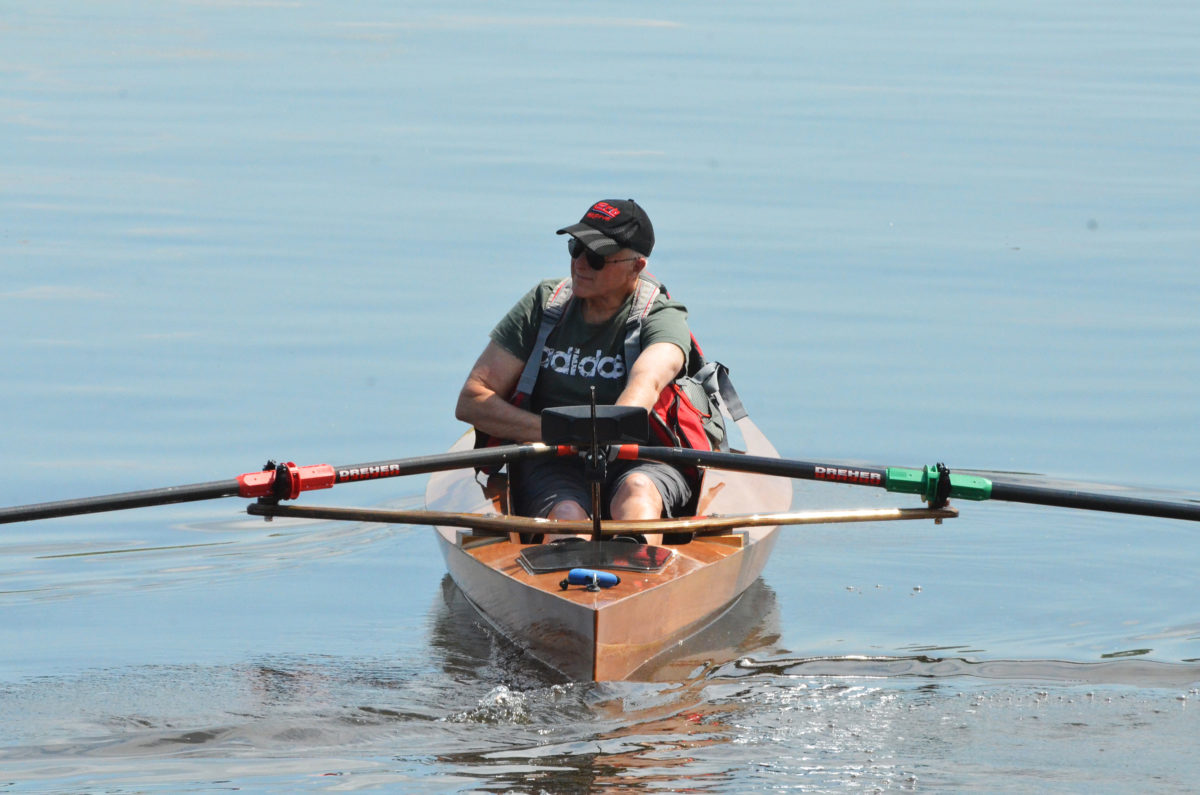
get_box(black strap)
[931,462,952,508]
[513,278,574,400]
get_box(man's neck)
[579,295,626,324]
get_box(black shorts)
[511,456,693,519]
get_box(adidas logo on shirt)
[540,346,626,380]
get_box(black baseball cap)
[556,199,654,257]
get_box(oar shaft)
[0,480,241,524]
[988,481,1200,522]
[0,443,571,525]
[330,443,569,485]
[620,446,889,487]
[622,445,1200,523]
[882,466,1200,521]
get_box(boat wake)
[723,653,1200,687]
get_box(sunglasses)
[568,238,640,271]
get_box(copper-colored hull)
[425,419,792,681]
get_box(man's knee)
[616,472,658,499]
[611,473,665,519]
[548,500,588,521]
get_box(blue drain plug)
[559,568,620,592]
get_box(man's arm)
[616,341,685,411]
[455,341,544,443]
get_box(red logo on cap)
[587,201,621,221]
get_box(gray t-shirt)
[490,278,691,412]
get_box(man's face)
[569,243,643,300]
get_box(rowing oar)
[0,443,573,525]
[246,502,957,535]
[616,446,1200,523]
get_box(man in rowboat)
[455,199,694,527]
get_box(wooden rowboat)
[424,417,793,681]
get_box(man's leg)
[609,472,665,520]
[609,462,693,545]
[609,472,665,545]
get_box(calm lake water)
[3,1,1199,791]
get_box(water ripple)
[725,653,1200,687]
[0,496,421,605]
